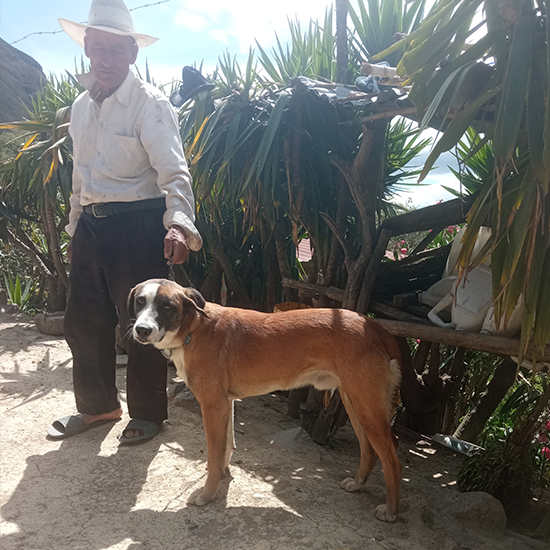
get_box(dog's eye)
[163,304,173,311]
[136,296,146,305]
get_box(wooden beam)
[282,277,345,302]
[282,277,550,362]
[374,319,550,363]
[380,196,476,235]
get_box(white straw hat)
[59,0,158,49]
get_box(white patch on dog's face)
[132,282,166,344]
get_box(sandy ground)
[1,311,549,550]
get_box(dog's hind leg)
[339,390,379,492]
[187,397,233,506]
[348,396,401,521]
[340,389,402,522]
[366,421,401,522]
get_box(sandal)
[118,418,160,444]
[47,415,119,440]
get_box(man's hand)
[164,225,190,265]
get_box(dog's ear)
[181,288,209,318]
[127,285,138,319]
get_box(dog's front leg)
[187,398,233,506]
[224,399,236,470]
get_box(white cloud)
[175,11,210,32]
[209,30,230,43]
[137,64,182,90]
[174,0,334,53]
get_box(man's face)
[84,28,138,93]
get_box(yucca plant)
[349,0,428,68]
[172,3,435,314]
[374,0,550,364]
[0,73,82,311]
[372,0,550,508]
[256,10,337,83]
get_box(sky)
[0,0,461,207]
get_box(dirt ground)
[1,310,549,550]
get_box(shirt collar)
[76,70,135,107]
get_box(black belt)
[82,198,166,218]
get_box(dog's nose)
[135,325,153,339]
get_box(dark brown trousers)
[64,207,169,424]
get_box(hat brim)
[59,18,158,49]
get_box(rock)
[168,382,201,414]
[448,491,507,535]
[412,487,534,549]
[34,312,64,335]
[0,38,46,123]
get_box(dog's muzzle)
[134,324,153,342]
[133,321,165,345]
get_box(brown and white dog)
[129,278,402,522]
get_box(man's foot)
[118,419,161,444]
[79,407,123,426]
[47,407,122,440]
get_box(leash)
[168,256,175,281]
[167,256,195,288]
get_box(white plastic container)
[444,226,492,278]
[428,265,493,332]
[481,297,523,337]
[419,276,457,308]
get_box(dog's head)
[128,279,208,348]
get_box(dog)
[129,279,402,522]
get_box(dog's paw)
[374,504,397,522]
[187,486,217,506]
[340,477,363,492]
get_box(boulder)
[34,312,64,335]
[0,38,46,123]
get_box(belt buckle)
[91,204,108,218]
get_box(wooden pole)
[375,319,550,363]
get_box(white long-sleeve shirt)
[67,70,202,251]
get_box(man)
[47,0,202,443]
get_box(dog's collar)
[160,333,192,360]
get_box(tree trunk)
[335,0,349,84]
[264,235,280,312]
[200,257,223,303]
[331,119,389,311]
[305,119,390,442]
[397,339,447,435]
[318,176,349,307]
[6,225,66,312]
[45,275,67,312]
[210,238,252,308]
[42,194,69,292]
[453,358,518,443]
[356,227,392,314]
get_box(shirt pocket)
[106,134,150,178]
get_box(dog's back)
[189,305,401,408]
